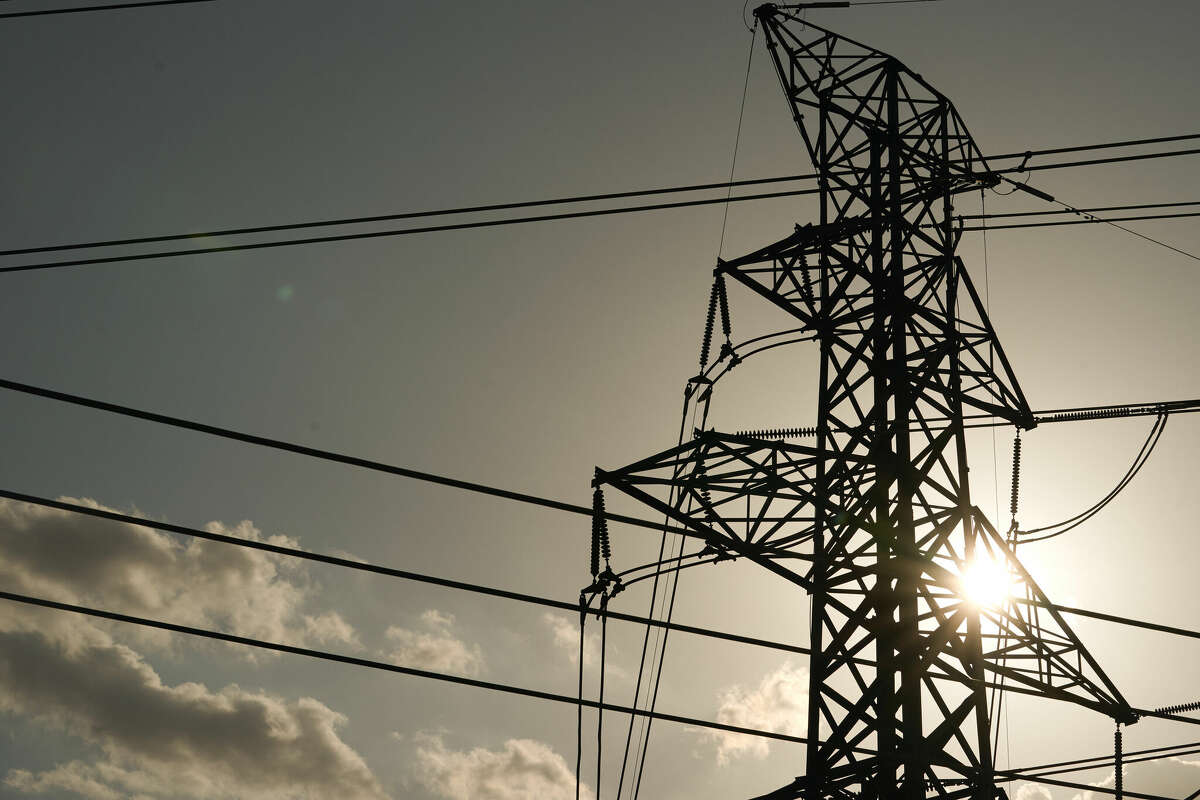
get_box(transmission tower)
[585,6,1138,799]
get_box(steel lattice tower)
[590,6,1138,799]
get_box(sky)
[0,0,1198,798]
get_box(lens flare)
[959,553,1013,609]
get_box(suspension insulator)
[699,281,719,370]
[700,485,717,521]
[735,426,818,439]
[1115,726,1123,800]
[693,466,717,521]
[1155,699,1200,715]
[716,274,732,341]
[590,487,604,577]
[799,252,815,303]
[593,486,611,567]
[589,526,599,578]
[1010,434,1022,519]
[599,519,611,565]
[1043,407,1131,423]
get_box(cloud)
[0,623,386,800]
[421,609,455,629]
[540,612,627,679]
[305,610,362,648]
[701,661,808,765]
[0,497,358,650]
[1130,757,1200,799]
[1063,769,1116,800]
[0,497,385,799]
[1015,783,1054,800]
[412,734,593,800]
[385,610,484,677]
[6,764,123,800]
[1019,755,1200,800]
[542,612,593,666]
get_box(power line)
[0,0,213,19]
[0,487,810,659]
[986,132,1200,162]
[0,376,703,540]
[7,180,1196,277]
[993,769,1170,800]
[1004,146,1200,175]
[1036,600,1200,645]
[961,200,1200,221]
[7,6,1190,791]
[1022,599,1200,725]
[5,373,1199,671]
[714,22,757,259]
[5,375,1199,599]
[1031,398,1200,424]
[0,588,820,750]
[1019,746,1200,781]
[1017,414,1166,543]
[0,488,1104,711]
[3,374,1196,537]
[720,396,1200,435]
[1066,214,1200,264]
[0,176,824,259]
[0,187,822,275]
[961,211,1200,262]
[1011,739,1200,780]
[11,378,1194,704]
[26,562,1169,780]
[982,141,1200,262]
[19,589,1170,784]
[3,140,1199,272]
[852,0,941,6]
[960,211,1200,232]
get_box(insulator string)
[700,280,719,370]
[1156,700,1200,715]
[734,426,818,438]
[1115,724,1124,800]
[1009,433,1022,524]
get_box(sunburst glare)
[959,552,1014,609]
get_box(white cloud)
[385,610,484,677]
[305,610,362,648]
[412,734,593,800]
[540,612,627,679]
[0,497,358,651]
[1015,783,1054,800]
[0,622,386,800]
[701,661,808,765]
[542,612,593,666]
[1071,769,1115,800]
[421,609,456,629]
[1018,755,1200,800]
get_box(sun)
[959,552,1014,609]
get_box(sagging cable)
[1018,414,1167,544]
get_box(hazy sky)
[1,1,1198,799]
